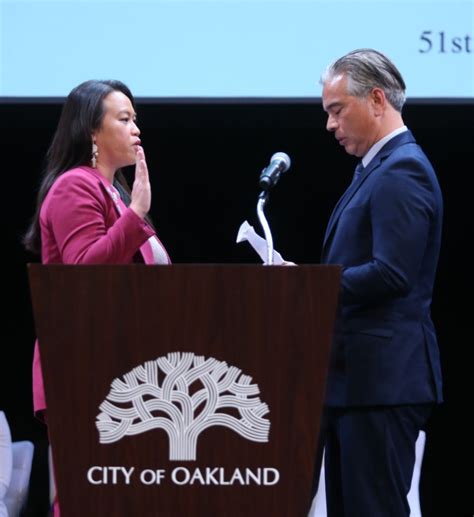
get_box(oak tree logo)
[96,352,270,460]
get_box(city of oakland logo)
[96,352,270,461]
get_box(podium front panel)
[28,264,340,517]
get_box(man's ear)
[370,87,386,116]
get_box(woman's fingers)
[130,146,151,218]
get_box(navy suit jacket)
[322,130,443,407]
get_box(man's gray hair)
[321,49,406,112]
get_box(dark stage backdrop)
[1,101,473,516]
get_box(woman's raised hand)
[129,146,151,218]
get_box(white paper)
[236,220,285,265]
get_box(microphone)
[259,152,291,190]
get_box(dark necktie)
[352,161,364,184]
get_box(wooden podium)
[28,264,340,517]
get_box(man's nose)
[326,115,337,132]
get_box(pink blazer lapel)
[101,179,156,265]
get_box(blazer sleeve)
[340,156,437,304]
[41,172,155,264]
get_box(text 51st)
[419,31,472,53]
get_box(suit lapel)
[89,167,158,265]
[322,131,416,256]
[323,178,359,247]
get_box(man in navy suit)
[319,49,443,516]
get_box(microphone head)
[270,152,291,172]
[259,151,291,190]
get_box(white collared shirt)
[361,126,408,168]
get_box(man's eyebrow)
[323,101,342,113]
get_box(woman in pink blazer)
[23,80,171,516]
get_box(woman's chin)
[121,157,137,168]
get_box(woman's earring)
[91,142,98,168]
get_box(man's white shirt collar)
[361,126,408,168]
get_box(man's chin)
[343,144,356,156]
[344,144,363,158]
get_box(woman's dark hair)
[23,79,143,254]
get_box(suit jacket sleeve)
[340,156,436,305]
